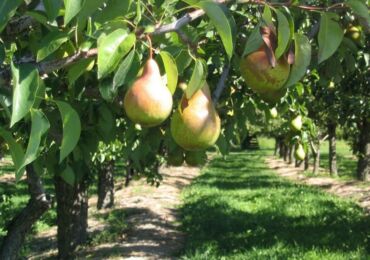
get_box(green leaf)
[197,1,235,60]
[94,0,132,24]
[347,0,370,28]
[159,51,178,95]
[185,59,207,99]
[97,104,115,143]
[60,165,75,186]
[0,42,5,64]
[0,0,23,33]
[67,58,94,85]
[17,109,50,179]
[36,31,70,62]
[262,5,273,27]
[113,49,135,89]
[43,0,62,21]
[0,128,25,180]
[274,9,290,59]
[64,0,83,25]
[97,29,136,79]
[99,79,117,102]
[284,33,311,87]
[10,63,40,127]
[318,13,344,64]
[79,0,106,19]
[242,23,263,57]
[56,101,81,162]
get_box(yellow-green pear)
[171,83,221,151]
[290,115,303,131]
[124,58,173,127]
[295,144,306,160]
[269,108,278,118]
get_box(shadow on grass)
[179,152,370,258]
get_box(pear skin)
[171,83,221,151]
[124,59,173,127]
[240,48,290,102]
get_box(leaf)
[0,0,23,33]
[79,0,106,19]
[347,0,370,28]
[99,79,117,102]
[243,23,263,57]
[159,51,178,95]
[67,58,95,85]
[0,42,5,64]
[60,165,75,186]
[43,0,62,21]
[262,5,273,27]
[97,104,115,143]
[197,1,235,60]
[274,9,290,59]
[63,0,83,25]
[318,13,344,64]
[10,63,40,127]
[97,29,136,79]
[94,0,132,24]
[185,59,207,99]
[17,109,50,179]
[56,101,81,162]
[113,49,135,89]
[0,128,25,180]
[37,31,70,62]
[284,33,311,87]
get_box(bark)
[304,152,309,170]
[274,137,279,156]
[288,144,294,164]
[283,144,289,162]
[97,160,115,210]
[312,142,321,175]
[125,160,135,187]
[328,123,338,177]
[357,119,370,181]
[278,140,284,158]
[55,171,89,259]
[0,165,51,260]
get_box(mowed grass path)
[179,148,370,259]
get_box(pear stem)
[146,35,153,59]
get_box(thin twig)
[212,64,231,104]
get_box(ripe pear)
[170,83,221,151]
[295,144,306,161]
[124,58,173,127]
[240,48,290,103]
[290,115,303,131]
[269,107,278,119]
[185,151,207,167]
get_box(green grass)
[179,147,370,259]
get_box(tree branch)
[212,64,231,104]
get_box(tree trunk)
[304,152,309,170]
[357,119,370,181]
[274,137,279,156]
[283,144,288,161]
[312,142,320,175]
[55,171,89,259]
[328,123,338,177]
[279,140,284,158]
[288,144,294,164]
[97,160,115,210]
[0,165,51,260]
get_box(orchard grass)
[179,145,369,259]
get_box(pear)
[269,107,278,119]
[170,83,221,151]
[124,58,173,127]
[290,115,303,131]
[240,47,290,103]
[295,144,306,161]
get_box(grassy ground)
[262,138,358,181]
[179,142,370,259]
